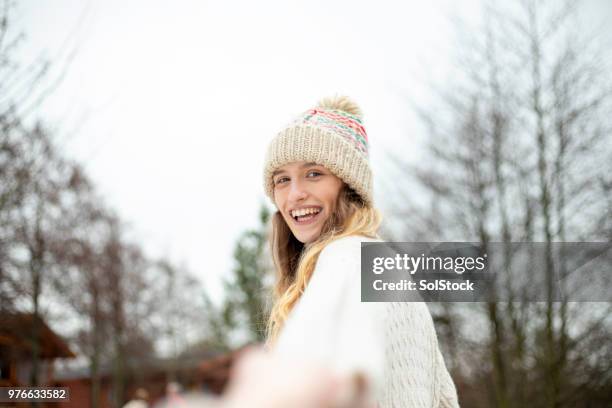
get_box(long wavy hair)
[265,184,382,346]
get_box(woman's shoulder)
[312,235,383,285]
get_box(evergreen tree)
[217,205,272,345]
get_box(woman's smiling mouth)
[290,206,322,225]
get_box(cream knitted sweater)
[274,235,460,407]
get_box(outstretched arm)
[273,237,387,404]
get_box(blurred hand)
[222,346,376,408]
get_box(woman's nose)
[287,180,308,202]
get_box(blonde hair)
[265,184,382,346]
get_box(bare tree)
[3,122,74,386]
[388,1,612,407]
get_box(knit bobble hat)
[263,95,373,206]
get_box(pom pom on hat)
[316,94,363,120]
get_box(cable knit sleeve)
[382,302,460,407]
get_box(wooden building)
[0,313,75,407]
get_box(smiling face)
[272,161,344,244]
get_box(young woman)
[259,95,460,407]
[160,96,459,408]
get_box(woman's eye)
[275,177,289,185]
[307,171,322,178]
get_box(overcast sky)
[13,0,484,303]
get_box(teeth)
[291,207,321,218]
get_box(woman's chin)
[293,228,322,244]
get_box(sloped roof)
[0,313,75,359]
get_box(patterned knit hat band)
[263,95,373,206]
[289,107,369,156]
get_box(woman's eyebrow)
[273,163,321,177]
